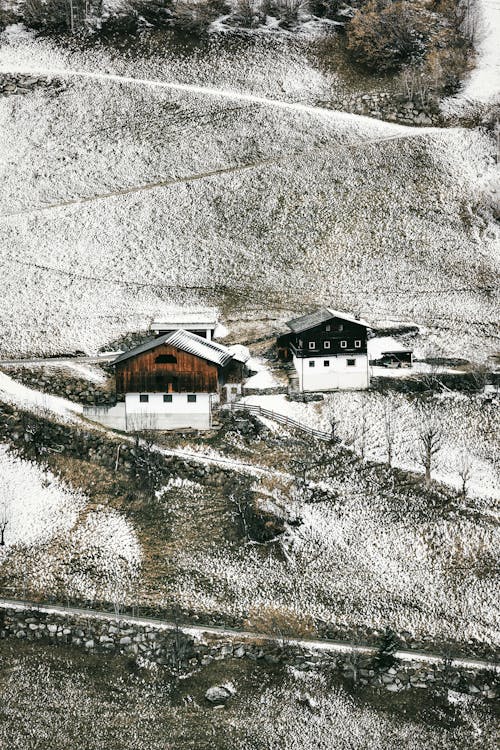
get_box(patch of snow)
[452,0,500,106]
[244,357,279,389]
[0,445,84,550]
[0,371,83,421]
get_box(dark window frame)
[155,354,177,364]
[187,394,197,403]
[163,394,173,403]
[139,394,149,403]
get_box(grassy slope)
[0,640,498,750]
[1,413,497,651]
[0,35,497,360]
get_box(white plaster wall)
[83,403,127,431]
[293,354,369,392]
[125,392,211,430]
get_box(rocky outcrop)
[0,73,67,97]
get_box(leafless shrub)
[417,416,442,485]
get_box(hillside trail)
[1,597,499,672]
[0,110,442,219]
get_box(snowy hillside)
[0,32,497,361]
[0,446,142,601]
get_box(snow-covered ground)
[0,32,497,361]
[242,392,500,499]
[447,0,500,109]
[0,445,84,548]
[0,445,142,602]
[244,356,280,389]
[0,370,83,421]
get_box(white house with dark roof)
[277,308,371,392]
[84,329,248,432]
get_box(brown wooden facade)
[115,342,220,394]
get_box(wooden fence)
[227,402,332,441]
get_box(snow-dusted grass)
[2,644,497,750]
[0,370,83,421]
[0,446,142,602]
[0,33,497,360]
[0,445,84,548]
[169,468,499,645]
[242,392,500,499]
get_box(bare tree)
[329,408,340,444]
[0,482,12,548]
[358,402,369,460]
[384,401,395,467]
[417,419,442,486]
[0,503,8,547]
[457,452,472,499]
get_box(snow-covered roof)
[368,336,413,359]
[114,329,234,367]
[151,308,218,331]
[286,307,370,333]
[227,343,251,364]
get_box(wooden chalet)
[84,329,248,432]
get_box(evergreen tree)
[373,627,400,671]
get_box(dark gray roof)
[286,308,334,333]
[114,329,234,367]
[286,307,369,334]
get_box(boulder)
[205,685,234,705]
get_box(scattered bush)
[347,0,433,72]
[171,0,229,33]
[372,626,400,671]
[244,605,315,638]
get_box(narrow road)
[1,598,498,672]
[0,355,115,366]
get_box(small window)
[308,341,315,350]
[155,354,177,364]
[324,341,331,349]
[324,360,330,367]
[231,386,238,394]
[325,324,331,332]
[139,394,149,403]
[340,340,347,348]
[163,394,172,403]
[354,340,362,348]
[335,323,344,332]
[187,394,197,403]
[347,359,356,367]
[308,361,315,368]
[298,339,303,348]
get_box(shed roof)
[114,329,234,367]
[286,307,370,333]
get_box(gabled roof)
[113,329,234,367]
[286,307,370,333]
[151,308,218,330]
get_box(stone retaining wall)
[0,607,497,700]
[0,73,66,97]
[1,365,115,405]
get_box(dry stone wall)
[0,606,497,700]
